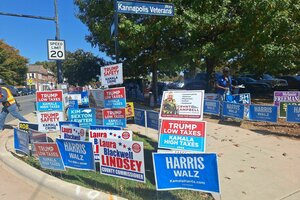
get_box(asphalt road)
[6,94,36,123]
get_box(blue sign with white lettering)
[39,157,65,171]
[204,100,220,115]
[59,121,80,129]
[249,105,278,123]
[68,108,96,129]
[134,109,146,127]
[103,118,126,128]
[222,102,245,119]
[146,110,159,130]
[56,139,95,171]
[36,102,63,112]
[14,128,30,155]
[287,105,300,123]
[104,98,126,109]
[116,0,174,16]
[90,125,122,130]
[81,91,89,107]
[152,153,220,193]
[69,100,78,109]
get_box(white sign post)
[47,40,66,60]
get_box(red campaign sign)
[103,108,126,119]
[160,119,206,137]
[104,87,126,100]
[36,90,63,102]
[34,143,61,158]
[39,112,61,123]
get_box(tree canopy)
[75,0,300,77]
[0,40,28,85]
[62,49,107,86]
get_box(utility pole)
[113,0,119,63]
[54,0,63,84]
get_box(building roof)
[27,65,48,75]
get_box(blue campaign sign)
[68,108,96,129]
[287,105,300,123]
[104,87,126,109]
[204,100,220,115]
[249,105,278,123]
[222,102,245,119]
[90,125,122,130]
[81,91,89,107]
[14,128,30,155]
[146,110,159,130]
[69,100,78,109]
[117,0,174,16]
[134,109,146,127]
[152,153,220,193]
[36,102,63,111]
[56,139,95,171]
[59,121,80,129]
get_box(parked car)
[168,81,185,89]
[183,80,207,90]
[235,77,272,95]
[240,74,288,90]
[18,88,30,95]
[276,75,300,90]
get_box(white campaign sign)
[101,63,123,86]
[61,125,86,141]
[37,111,64,132]
[47,40,66,60]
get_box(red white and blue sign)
[61,125,87,141]
[152,153,220,193]
[159,120,206,152]
[34,143,65,171]
[99,138,145,182]
[204,100,220,115]
[103,108,127,128]
[68,108,96,129]
[36,90,63,111]
[59,121,80,129]
[249,105,278,123]
[56,139,95,171]
[104,87,126,108]
[14,128,30,155]
[287,105,300,123]
[222,102,245,119]
[134,109,146,127]
[90,125,122,130]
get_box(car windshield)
[246,77,256,82]
[262,74,274,80]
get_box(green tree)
[62,49,107,86]
[0,40,28,85]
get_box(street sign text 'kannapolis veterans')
[116,1,174,16]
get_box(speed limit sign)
[47,39,66,60]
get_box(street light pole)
[54,0,63,84]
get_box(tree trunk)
[152,63,158,106]
[205,57,216,92]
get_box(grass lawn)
[22,133,213,200]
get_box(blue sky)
[0,0,109,63]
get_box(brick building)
[26,64,56,91]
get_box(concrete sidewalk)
[128,122,300,200]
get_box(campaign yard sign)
[134,109,146,127]
[99,138,145,182]
[88,89,105,108]
[59,121,80,129]
[81,91,89,107]
[61,125,87,141]
[152,153,220,193]
[160,90,204,120]
[69,100,78,109]
[229,93,251,118]
[66,93,82,105]
[146,110,159,130]
[36,90,63,111]
[279,102,300,118]
[204,93,218,100]
[29,129,47,143]
[14,128,30,155]
[159,120,206,152]
[104,87,126,109]
[34,143,65,171]
[90,125,122,130]
[103,108,127,128]
[37,111,64,132]
[68,108,96,129]
[126,102,135,123]
[249,105,278,123]
[274,91,300,107]
[101,63,123,86]
[89,130,133,160]
[287,105,300,123]
[19,121,39,133]
[203,100,220,115]
[222,102,245,119]
[56,139,95,171]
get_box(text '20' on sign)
[47,40,66,60]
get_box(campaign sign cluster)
[159,120,206,152]
[99,138,145,182]
[68,108,96,129]
[36,90,63,111]
[57,139,95,171]
[152,153,220,193]
[34,143,65,171]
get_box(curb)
[0,116,127,200]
